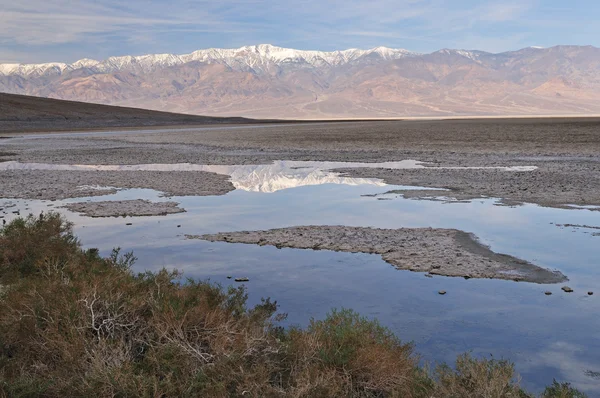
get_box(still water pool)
[1,160,599,394]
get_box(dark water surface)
[2,165,600,394]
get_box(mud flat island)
[334,164,600,210]
[62,199,185,217]
[0,170,234,200]
[193,226,567,284]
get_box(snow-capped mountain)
[0,62,71,78]
[0,44,416,77]
[2,44,600,119]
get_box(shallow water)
[0,160,536,193]
[1,161,600,394]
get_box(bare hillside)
[0,93,255,132]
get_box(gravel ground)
[0,170,234,200]
[193,226,567,284]
[1,118,599,208]
[336,162,600,209]
[62,199,185,217]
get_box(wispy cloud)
[479,1,532,22]
[0,0,598,63]
[520,341,600,394]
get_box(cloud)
[0,0,598,63]
[480,1,532,22]
[521,341,600,394]
[0,12,177,45]
[0,0,239,45]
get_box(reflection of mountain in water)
[137,161,410,192]
[214,160,426,192]
[0,160,537,193]
[224,163,389,193]
[0,160,424,193]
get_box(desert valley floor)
[1,118,600,394]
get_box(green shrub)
[432,353,532,397]
[542,380,588,398]
[283,308,421,397]
[0,212,79,282]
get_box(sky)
[0,0,599,64]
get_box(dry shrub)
[0,212,79,282]
[0,213,589,398]
[541,381,588,398]
[432,353,531,398]
[0,213,284,397]
[283,308,422,397]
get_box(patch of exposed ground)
[336,162,600,210]
[63,199,185,217]
[554,223,600,230]
[192,226,567,284]
[0,170,234,200]
[553,223,600,237]
[0,151,17,163]
[70,119,600,156]
[2,119,600,209]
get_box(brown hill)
[0,93,256,132]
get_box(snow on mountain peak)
[0,64,19,75]
[71,58,100,69]
[455,50,479,61]
[0,44,417,77]
[0,62,69,77]
[433,49,481,62]
[369,46,411,59]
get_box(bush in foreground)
[0,213,588,397]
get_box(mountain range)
[2,44,600,119]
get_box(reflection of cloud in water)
[0,160,537,193]
[522,341,600,394]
